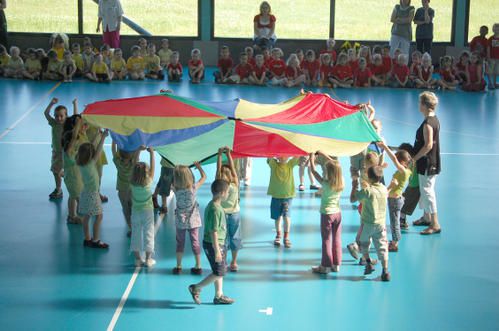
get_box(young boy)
[144,43,164,80]
[267,157,300,248]
[188,48,204,84]
[214,45,233,84]
[228,52,253,84]
[350,165,391,281]
[188,179,234,305]
[167,51,183,82]
[158,38,173,69]
[487,23,499,90]
[469,25,489,60]
[249,54,267,86]
[127,45,145,80]
[44,98,67,200]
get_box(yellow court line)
[0,82,61,140]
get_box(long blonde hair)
[174,165,194,190]
[131,162,151,186]
[325,160,344,192]
[220,165,238,185]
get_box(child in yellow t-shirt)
[71,43,84,76]
[158,38,173,68]
[24,48,42,80]
[127,45,145,80]
[111,48,127,80]
[89,54,111,82]
[43,50,62,81]
[60,50,77,83]
[144,43,164,80]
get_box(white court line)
[0,83,61,140]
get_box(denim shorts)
[203,241,227,277]
[225,213,243,251]
[270,197,292,220]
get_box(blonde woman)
[253,1,276,50]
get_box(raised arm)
[193,161,207,190]
[379,142,405,173]
[72,98,79,115]
[66,117,82,154]
[316,150,335,163]
[224,147,239,185]
[147,147,155,179]
[93,129,109,162]
[111,141,118,158]
[44,97,58,122]
[309,153,323,183]
[216,148,223,180]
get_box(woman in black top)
[412,91,441,235]
[413,0,435,54]
[0,0,7,47]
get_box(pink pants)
[320,213,342,267]
[103,28,120,48]
[176,228,201,255]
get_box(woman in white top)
[96,0,124,48]
[253,1,277,50]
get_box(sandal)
[284,238,292,248]
[420,227,442,235]
[100,194,109,203]
[188,284,201,305]
[298,184,305,191]
[90,240,109,249]
[309,184,320,190]
[388,241,399,252]
[49,189,63,200]
[273,236,281,247]
[229,264,239,272]
[190,267,202,275]
[83,239,93,247]
[413,217,431,226]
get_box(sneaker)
[310,184,320,190]
[381,271,391,282]
[190,267,202,275]
[49,189,63,200]
[347,243,359,260]
[312,266,329,274]
[331,265,340,273]
[364,262,375,275]
[188,285,201,305]
[145,258,156,268]
[400,220,409,229]
[213,295,235,305]
[100,194,108,203]
[135,259,144,267]
[359,257,378,266]
[273,236,281,247]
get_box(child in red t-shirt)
[320,38,337,65]
[329,53,353,88]
[487,23,499,90]
[262,48,273,69]
[284,53,306,87]
[370,54,389,86]
[389,54,410,88]
[303,49,320,87]
[269,48,287,85]
[348,48,359,73]
[454,50,470,84]
[409,51,422,86]
[188,48,204,84]
[249,54,267,86]
[319,53,332,87]
[415,52,436,89]
[437,55,459,90]
[214,46,233,84]
[245,46,256,67]
[382,45,393,73]
[354,57,372,88]
[167,51,183,82]
[463,52,486,92]
[469,25,489,60]
[228,52,253,84]
[296,49,305,68]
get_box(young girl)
[127,45,145,80]
[267,156,300,248]
[296,49,305,67]
[158,38,173,68]
[382,45,393,73]
[145,43,164,80]
[462,52,486,92]
[303,49,320,86]
[60,50,76,83]
[137,37,148,57]
[77,129,109,249]
[378,142,411,252]
[216,147,241,272]
[111,48,127,80]
[409,50,422,86]
[284,53,305,87]
[329,53,353,88]
[172,163,207,275]
[24,48,42,80]
[319,53,332,87]
[454,51,470,84]
[100,44,112,67]
[4,46,25,79]
[269,48,286,85]
[310,152,344,273]
[88,54,111,82]
[50,33,67,60]
[262,48,273,69]
[358,45,371,66]
[390,54,410,88]
[130,147,156,267]
[437,56,459,90]
[188,48,204,84]
[152,156,175,214]
[415,52,436,89]
[354,57,372,88]
[168,51,183,82]
[249,54,267,86]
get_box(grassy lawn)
[4,0,496,42]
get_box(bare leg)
[176,252,183,268]
[230,250,239,267]
[214,277,223,298]
[53,172,62,193]
[92,214,103,240]
[194,254,201,269]
[82,215,91,240]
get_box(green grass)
[5,0,497,42]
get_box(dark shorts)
[401,186,421,215]
[270,197,292,220]
[203,241,227,277]
[156,167,174,197]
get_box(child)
[437,56,459,90]
[284,53,305,87]
[88,54,111,82]
[158,38,173,68]
[50,33,67,60]
[262,47,273,69]
[60,50,76,83]
[296,49,305,66]
[321,38,337,65]
[44,98,67,200]
[329,52,353,88]
[463,52,486,92]
[137,37,148,57]
[310,152,344,274]
[112,142,141,236]
[298,154,318,191]
[267,156,300,248]
[382,45,393,73]
[152,156,175,215]
[81,43,95,78]
[358,45,371,66]
[396,143,419,229]
[188,48,204,84]
[188,179,234,305]
[228,52,253,84]
[390,54,410,88]
[350,166,390,281]
[469,25,489,60]
[486,23,499,90]
[409,51,422,86]
[167,51,183,82]
[110,48,127,80]
[245,46,256,67]
[144,43,164,80]
[43,50,62,81]
[415,52,437,89]
[454,51,470,84]
[378,142,411,252]
[268,48,286,85]
[71,43,84,77]
[172,163,206,275]
[0,44,10,76]
[127,45,145,80]
[4,46,25,79]
[354,57,373,88]
[24,48,42,80]
[216,147,241,272]
[100,44,112,68]
[319,53,332,87]
[77,129,109,249]
[249,54,267,86]
[370,54,389,86]
[130,147,156,267]
[348,48,359,73]
[303,49,320,87]
[214,46,233,84]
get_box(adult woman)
[412,91,441,235]
[253,1,276,50]
[413,0,435,54]
[0,0,7,47]
[390,0,415,56]
[96,0,123,49]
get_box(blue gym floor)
[0,70,498,331]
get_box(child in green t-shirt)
[188,179,234,305]
[267,157,300,248]
[397,143,421,229]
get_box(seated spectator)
[320,38,337,65]
[437,55,459,90]
[167,51,183,82]
[302,49,320,87]
[188,48,204,84]
[158,39,172,68]
[268,48,286,85]
[284,53,305,87]
[111,48,127,80]
[329,52,353,88]
[415,52,436,89]
[390,53,411,88]
[319,53,332,87]
[253,1,276,50]
[127,45,145,80]
[249,54,267,86]
[354,57,373,88]
[228,52,253,84]
[462,52,486,92]
[214,46,233,84]
[144,43,164,80]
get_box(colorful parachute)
[82,92,381,165]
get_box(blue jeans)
[225,213,243,251]
[388,197,404,242]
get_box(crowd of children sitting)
[1,23,498,90]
